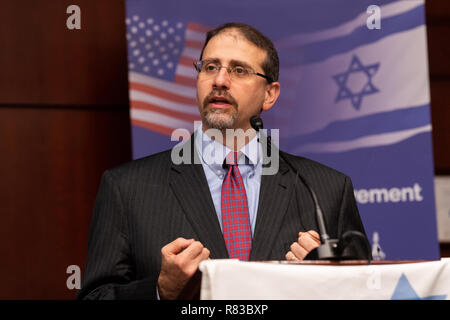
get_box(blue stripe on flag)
[280,4,425,66]
[286,104,430,147]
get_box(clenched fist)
[157,238,210,300]
[285,230,321,261]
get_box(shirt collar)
[194,123,261,167]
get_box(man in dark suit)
[78,22,369,300]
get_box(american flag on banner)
[126,17,210,136]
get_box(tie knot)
[225,151,240,166]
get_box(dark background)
[0,0,448,299]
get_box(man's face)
[196,29,279,132]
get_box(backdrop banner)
[125,0,439,260]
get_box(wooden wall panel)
[426,1,450,257]
[426,0,450,20]
[429,81,450,172]
[426,1,450,173]
[441,244,450,258]
[427,25,450,79]
[0,107,131,299]
[0,0,129,106]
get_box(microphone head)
[250,115,264,131]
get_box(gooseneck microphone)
[250,115,371,261]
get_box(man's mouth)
[208,96,233,109]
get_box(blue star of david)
[391,273,447,300]
[333,55,380,110]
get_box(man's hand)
[157,237,210,300]
[285,230,321,261]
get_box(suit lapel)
[169,136,228,259]
[168,134,318,261]
[250,158,293,260]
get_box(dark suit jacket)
[77,138,369,299]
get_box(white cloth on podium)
[199,258,450,300]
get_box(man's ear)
[262,81,280,112]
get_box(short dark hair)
[199,22,279,83]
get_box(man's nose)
[213,67,231,89]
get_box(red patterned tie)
[221,151,252,260]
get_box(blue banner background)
[126,0,440,260]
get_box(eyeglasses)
[193,60,273,83]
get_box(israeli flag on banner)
[275,1,430,152]
[125,0,440,260]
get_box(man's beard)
[201,108,238,131]
[200,90,238,131]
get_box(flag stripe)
[187,22,212,33]
[174,74,197,86]
[276,0,423,49]
[179,56,196,66]
[131,119,177,136]
[186,29,207,42]
[295,124,431,154]
[286,104,431,146]
[129,72,195,97]
[176,65,197,78]
[131,100,200,122]
[129,82,197,105]
[180,47,201,59]
[131,108,193,130]
[185,40,204,49]
[281,4,425,66]
[130,90,198,115]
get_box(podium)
[199,259,450,300]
